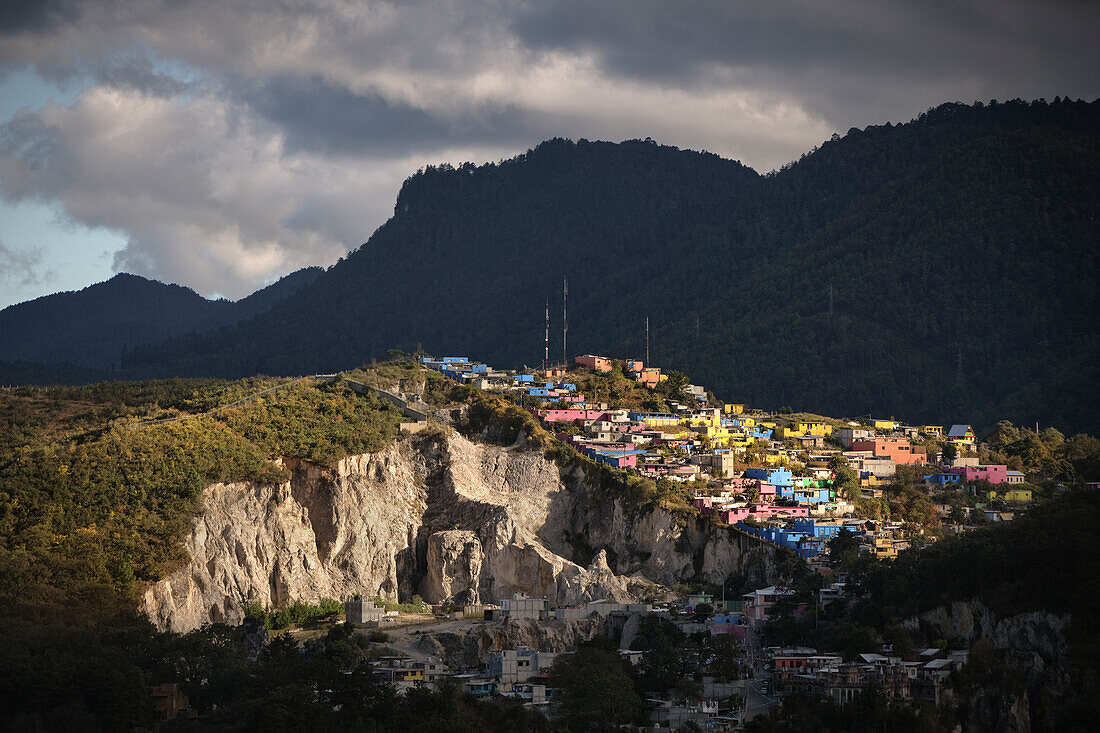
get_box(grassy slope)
[0,374,404,626]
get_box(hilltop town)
[3,352,1094,731]
[302,351,1082,730]
[423,353,1055,556]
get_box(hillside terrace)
[416,354,1011,543]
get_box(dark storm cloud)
[0,0,82,34]
[99,59,191,97]
[242,75,535,158]
[0,0,1097,301]
[510,0,1096,81]
[509,0,1100,124]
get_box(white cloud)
[0,0,1096,299]
[0,85,392,298]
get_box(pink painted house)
[717,508,752,523]
[534,408,606,422]
[770,505,810,518]
[694,497,716,512]
[948,464,1008,484]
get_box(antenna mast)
[646,316,650,365]
[544,300,550,373]
[563,277,568,366]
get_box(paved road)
[739,624,777,723]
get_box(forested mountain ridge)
[0,266,323,369]
[644,102,1100,432]
[10,99,1098,434]
[123,138,764,377]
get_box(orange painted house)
[635,367,661,388]
[574,354,612,372]
[849,437,925,465]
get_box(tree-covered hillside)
[0,375,403,627]
[648,101,1100,431]
[15,99,1098,434]
[123,138,762,376]
[0,267,322,369]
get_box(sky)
[0,0,1097,309]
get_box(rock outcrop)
[910,599,1074,733]
[421,530,483,605]
[409,616,626,669]
[143,430,778,632]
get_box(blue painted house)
[745,467,793,487]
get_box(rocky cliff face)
[143,431,778,632]
[911,600,1074,733]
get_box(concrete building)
[691,451,738,477]
[486,646,558,684]
[742,585,794,629]
[499,592,549,620]
[345,597,386,625]
[849,437,926,465]
[574,354,612,372]
[855,457,897,478]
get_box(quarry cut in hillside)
[142,431,778,632]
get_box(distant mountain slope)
[123,139,762,375]
[0,267,323,368]
[644,102,1100,432]
[17,99,1100,433]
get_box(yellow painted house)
[871,537,898,559]
[780,421,833,438]
[643,416,680,429]
[990,488,1032,503]
[684,414,721,428]
[873,419,898,431]
[724,403,745,415]
[728,431,755,449]
[919,425,944,438]
[699,425,733,443]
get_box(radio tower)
[544,300,550,373]
[562,277,568,366]
[646,316,650,365]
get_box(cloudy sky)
[0,0,1097,308]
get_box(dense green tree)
[552,638,645,730]
[94,99,1100,437]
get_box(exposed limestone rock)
[142,445,428,632]
[420,530,483,604]
[142,430,778,632]
[411,616,635,669]
[918,600,1069,663]
[915,599,1073,732]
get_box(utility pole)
[563,277,568,366]
[645,317,650,365]
[544,300,549,373]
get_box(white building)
[499,592,549,620]
[486,646,557,684]
[345,597,386,625]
